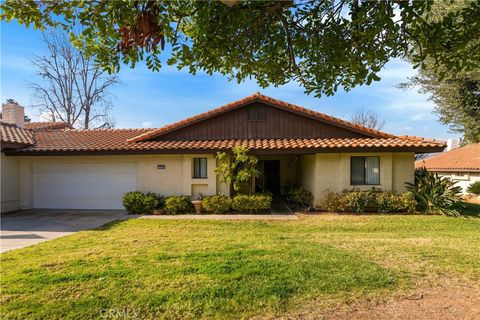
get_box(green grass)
[1,214,480,319]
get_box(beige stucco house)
[1,93,444,213]
[416,143,480,195]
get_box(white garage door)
[33,163,137,209]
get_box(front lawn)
[1,214,479,319]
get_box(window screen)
[350,156,380,185]
[248,107,266,121]
[193,158,207,179]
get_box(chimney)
[446,138,460,151]
[2,101,25,128]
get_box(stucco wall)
[298,154,317,196]
[10,151,416,210]
[257,155,298,193]
[1,152,21,212]
[436,171,480,194]
[16,154,220,209]
[299,152,415,208]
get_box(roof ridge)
[63,128,153,132]
[127,93,397,143]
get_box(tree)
[350,108,385,130]
[29,32,119,129]
[400,0,480,144]
[215,146,260,194]
[2,1,479,97]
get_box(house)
[1,93,445,212]
[416,143,480,194]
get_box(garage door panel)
[33,163,136,209]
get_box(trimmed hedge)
[324,189,417,214]
[231,194,272,213]
[203,194,232,213]
[165,196,194,214]
[122,191,163,215]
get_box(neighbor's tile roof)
[128,92,397,142]
[24,121,71,131]
[0,122,34,146]
[9,128,445,153]
[416,143,480,172]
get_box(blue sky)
[1,21,459,140]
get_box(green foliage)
[202,194,232,213]
[467,181,480,196]
[375,192,417,214]
[231,194,272,213]
[324,189,416,214]
[122,191,162,215]
[287,187,314,210]
[215,146,260,194]
[165,196,194,215]
[405,168,463,216]
[400,1,480,144]
[2,1,479,96]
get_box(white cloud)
[403,126,413,131]
[141,121,154,128]
[411,113,430,121]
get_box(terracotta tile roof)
[0,122,34,146]
[128,92,397,142]
[9,128,445,154]
[24,121,71,131]
[416,143,480,172]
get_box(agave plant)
[406,168,463,217]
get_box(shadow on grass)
[454,202,480,218]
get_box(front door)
[263,160,281,195]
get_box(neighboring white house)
[416,143,480,194]
[1,94,445,212]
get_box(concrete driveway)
[1,210,127,253]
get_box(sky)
[1,20,460,140]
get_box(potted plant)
[191,193,204,214]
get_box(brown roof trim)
[127,92,397,142]
[6,144,445,157]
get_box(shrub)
[324,189,416,214]
[288,187,314,209]
[375,192,417,213]
[165,196,194,214]
[203,194,232,213]
[406,168,462,216]
[467,181,480,195]
[231,194,272,213]
[122,191,162,215]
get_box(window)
[248,107,266,121]
[193,158,207,179]
[351,156,380,185]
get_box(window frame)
[193,157,208,179]
[350,156,380,186]
[248,107,266,121]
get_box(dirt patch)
[323,285,480,320]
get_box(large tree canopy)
[2,0,479,96]
[400,0,480,144]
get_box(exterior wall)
[298,154,317,197]
[436,171,480,194]
[1,152,21,212]
[299,152,415,208]
[156,102,368,141]
[256,155,298,193]
[10,151,416,210]
[16,154,220,209]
